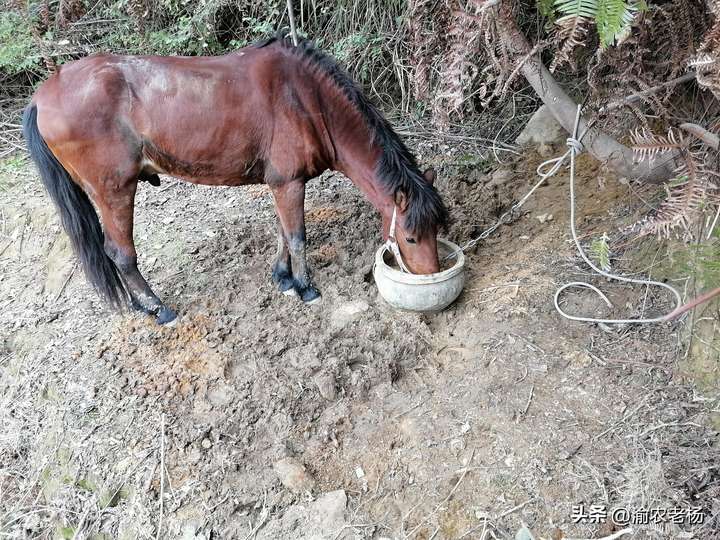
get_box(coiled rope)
[552,106,681,324]
[448,104,681,324]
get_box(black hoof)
[156,307,178,326]
[279,276,296,294]
[299,285,322,305]
[272,267,296,295]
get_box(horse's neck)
[330,128,393,219]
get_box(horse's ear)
[394,190,409,212]
[423,168,437,185]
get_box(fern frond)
[596,0,637,48]
[632,127,720,240]
[691,53,720,100]
[554,0,598,20]
[590,233,612,271]
[550,15,591,72]
[689,53,718,69]
[553,0,640,49]
[698,1,720,53]
[630,127,687,162]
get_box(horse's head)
[390,168,441,275]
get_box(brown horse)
[23,35,447,324]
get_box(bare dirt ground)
[1,142,719,540]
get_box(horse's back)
[33,50,263,138]
[31,43,331,185]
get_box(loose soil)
[1,142,718,540]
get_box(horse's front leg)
[270,180,321,304]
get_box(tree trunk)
[494,3,678,184]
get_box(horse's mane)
[256,34,448,238]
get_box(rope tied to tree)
[551,106,682,324]
[446,104,683,324]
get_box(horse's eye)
[405,237,416,244]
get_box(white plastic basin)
[373,238,466,312]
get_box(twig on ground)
[53,263,77,302]
[457,517,489,540]
[0,241,11,258]
[594,395,649,440]
[516,385,534,422]
[393,399,426,419]
[497,498,535,519]
[71,504,91,540]
[631,421,702,438]
[243,490,271,540]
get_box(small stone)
[537,142,554,158]
[136,387,147,398]
[273,457,315,493]
[536,213,554,224]
[516,525,538,540]
[188,447,202,464]
[331,300,370,329]
[313,373,336,401]
[201,438,212,449]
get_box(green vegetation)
[590,233,612,272]
[0,11,38,74]
[0,0,409,105]
[550,0,648,47]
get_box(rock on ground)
[273,457,316,494]
[516,105,565,148]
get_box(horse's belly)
[141,139,265,186]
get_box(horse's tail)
[22,104,127,309]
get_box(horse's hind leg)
[271,219,295,295]
[95,181,177,324]
[270,180,321,304]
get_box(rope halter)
[385,206,412,273]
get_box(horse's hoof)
[130,298,153,315]
[157,307,178,326]
[274,272,297,296]
[300,286,322,305]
